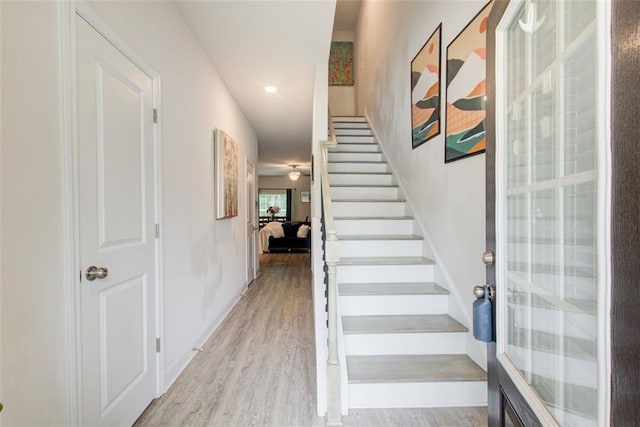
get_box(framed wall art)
[411,24,442,149]
[445,0,494,162]
[329,41,354,86]
[213,128,238,219]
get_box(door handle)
[482,250,495,266]
[86,266,109,281]
[473,284,495,299]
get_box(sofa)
[261,221,311,253]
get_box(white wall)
[1,2,70,424]
[1,1,258,424]
[0,1,3,423]
[258,175,311,222]
[329,31,355,116]
[355,0,488,367]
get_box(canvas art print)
[329,41,354,86]
[445,0,495,162]
[214,128,238,219]
[411,24,442,149]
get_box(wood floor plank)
[134,253,487,426]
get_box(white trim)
[61,2,164,423]
[0,2,3,423]
[495,0,611,425]
[60,2,82,423]
[162,286,247,390]
[74,3,158,80]
[597,0,612,424]
[245,158,257,286]
[497,353,559,426]
[152,78,165,397]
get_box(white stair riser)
[338,239,422,258]
[335,219,414,236]
[328,162,388,173]
[339,294,448,316]
[333,122,370,129]
[333,116,367,123]
[328,152,384,162]
[344,332,465,356]
[330,143,380,152]
[333,201,406,217]
[335,129,373,136]
[331,186,399,200]
[329,174,394,186]
[336,135,376,143]
[348,381,487,408]
[337,264,434,283]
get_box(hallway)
[135,253,487,426]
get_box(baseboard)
[162,284,248,390]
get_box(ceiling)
[175,0,337,177]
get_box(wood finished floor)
[135,253,487,427]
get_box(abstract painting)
[214,128,238,219]
[329,42,354,86]
[445,0,494,162]
[411,24,442,149]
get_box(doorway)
[246,160,257,283]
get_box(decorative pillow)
[264,221,284,238]
[282,222,299,238]
[297,224,311,238]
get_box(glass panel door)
[496,0,608,425]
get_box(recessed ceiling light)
[264,86,278,94]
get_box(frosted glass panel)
[500,1,601,425]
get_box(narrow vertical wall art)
[411,24,442,149]
[329,41,354,86]
[213,128,238,219]
[445,0,495,162]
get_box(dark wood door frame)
[486,0,640,425]
[610,0,640,424]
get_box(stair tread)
[343,314,467,334]
[337,234,422,241]
[334,139,377,143]
[347,354,486,384]
[339,282,448,296]
[328,160,386,164]
[330,184,398,188]
[328,150,380,154]
[339,256,434,266]
[329,172,392,175]
[334,216,413,220]
[333,199,405,203]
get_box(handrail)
[322,109,342,426]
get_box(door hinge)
[155,223,160,239]
[153,108,158,124]
[156,338,161,353]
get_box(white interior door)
[246,160,256,282]
[77,15,158,425]
[493,1,609,425]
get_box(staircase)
[328,116,487,409]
